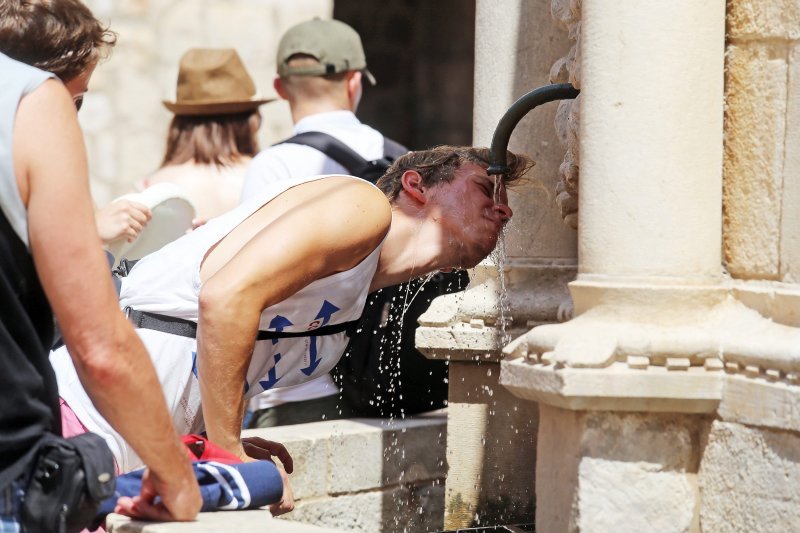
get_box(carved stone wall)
[550,0,581,230]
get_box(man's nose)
[496,203,513,220]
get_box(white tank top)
[51,174,385,471]
[122,172,384,392]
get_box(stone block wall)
[243,414,447,533]
[724,0,800,282]
[699,420,800,532]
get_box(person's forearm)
[197,284,260,458]
[67,316,191,474]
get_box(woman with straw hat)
[140,48,272,225]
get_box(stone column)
[578,1,723,285]
[416,0,573,528]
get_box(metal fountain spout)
[487,83,580,176]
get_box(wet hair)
[0,0,116,82]
[376,145,534,201]
[161,111,261,167]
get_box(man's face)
[428,162,513,269]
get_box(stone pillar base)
[536,405,710,533]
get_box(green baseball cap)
[276,18,376,85]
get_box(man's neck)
[370,202,452,292]
[291,100,353,124]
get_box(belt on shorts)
[124,307,358,340]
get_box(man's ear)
[400,170,427,204]
[274,77,289,100]
[346,71,363,111]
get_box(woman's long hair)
[161,110,261,167]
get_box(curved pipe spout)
[487,83,580,176]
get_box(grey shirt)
[0,53,54,247]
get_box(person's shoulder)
[19,78,70,108]
[306,177,390,251]
[319,176,390,220]
[15,79,78,151]
[316,174,385,193]
[295,175,389,212]
[256,141,328,158]
[250,143,307,167]
[247,143,328,181]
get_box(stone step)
[106,412,448,532]
[107,510,345,532]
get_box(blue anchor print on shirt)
[259,353,283,390]
[300,300,341,376]
[268,315,293,345]
[301,336,322,376]
[314,300,340,327]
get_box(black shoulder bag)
[22,432,116,533]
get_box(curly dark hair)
[376,145,533,201]
[0,0,116,81]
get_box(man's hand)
[269,465,295,516]
[96,199,152,245]
[190,217,208,231]
[114,465,202,521]
[242,437,294,516]
[241,436,294,473]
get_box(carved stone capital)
[501,360,723,413]
[500,280,800,415]
[506,282,800,372]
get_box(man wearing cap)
[240,18,398,194]
[240,18,408,427]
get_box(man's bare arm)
[14,80,200,520]
[197,178,391,459]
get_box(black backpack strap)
[280,131,372,177]
[112,258,139,278]
[125,307,357,340]
[382,136,408,160]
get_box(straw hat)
[163,48,272,116]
